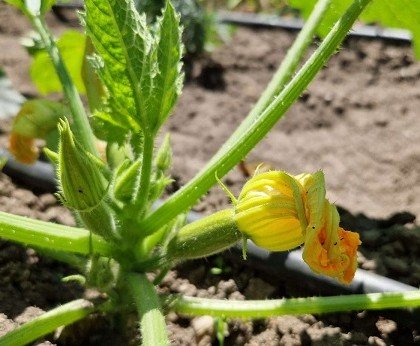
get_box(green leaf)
[288,0,420,59]
[30,30,86,95]
[84,0,184,137]
[92,111,129,144]
[362,1,420,59]
[150,2,184,130]
[84,0,153,134]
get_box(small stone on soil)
[244,277,276,300]
[0,313,17,336]
[376,318,397,335]
[191,315,214,338]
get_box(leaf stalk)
[30,16,98,157]
[0,299,95,346]
[127,273,168,346]
[0,211,112,256]
[167,290,420,319]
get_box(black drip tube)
[51,2,413,44]
[0,149,56,192]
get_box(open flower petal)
[302,202,361,284]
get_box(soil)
[0,3,419,346]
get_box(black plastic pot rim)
[1,149,417,296]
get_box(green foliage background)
[289,0,420,58]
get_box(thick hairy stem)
[244,0,332,122]
[167,290,420,319]
[0,211,112,256]
[127,273,168,346]
[133,133,155,221]
[0,299,95,346]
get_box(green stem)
[30,16,98,157]
[167,291,420,319]
[127,273,168,346]
[140,0,371,236]
[133,133,154,220]
[242,0,332,125]
[0,211,112,256]
[0,299,95,346]
[166,209,241,261]
[35,248,86,270]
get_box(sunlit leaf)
[84,0,184,138]
[149,2,184,130]
[84,0,153,134]
[31,30,86,95]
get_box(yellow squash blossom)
[235,170,361,284]
[9,133,38,164]
[235,171,307,251]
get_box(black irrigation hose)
[1,150,417,295]
[0,149,56,192]
[217,11,412,43]
[51,2,413,44]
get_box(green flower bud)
[113,159,141,202]
[235,171,307,251]
[155,134,172,172]
[57,119,118,240]
[58,119,106,211]
[148,174,173,203]
[85,256,116,292]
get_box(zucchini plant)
[1,0,419,345]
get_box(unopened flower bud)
[58,119,117,240]
[235,171,307,251]
[155,134,172,173]
[113,159,141,202]
[148,175,173,203]
[58,119,106,211]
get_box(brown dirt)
[0,3,419,345]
